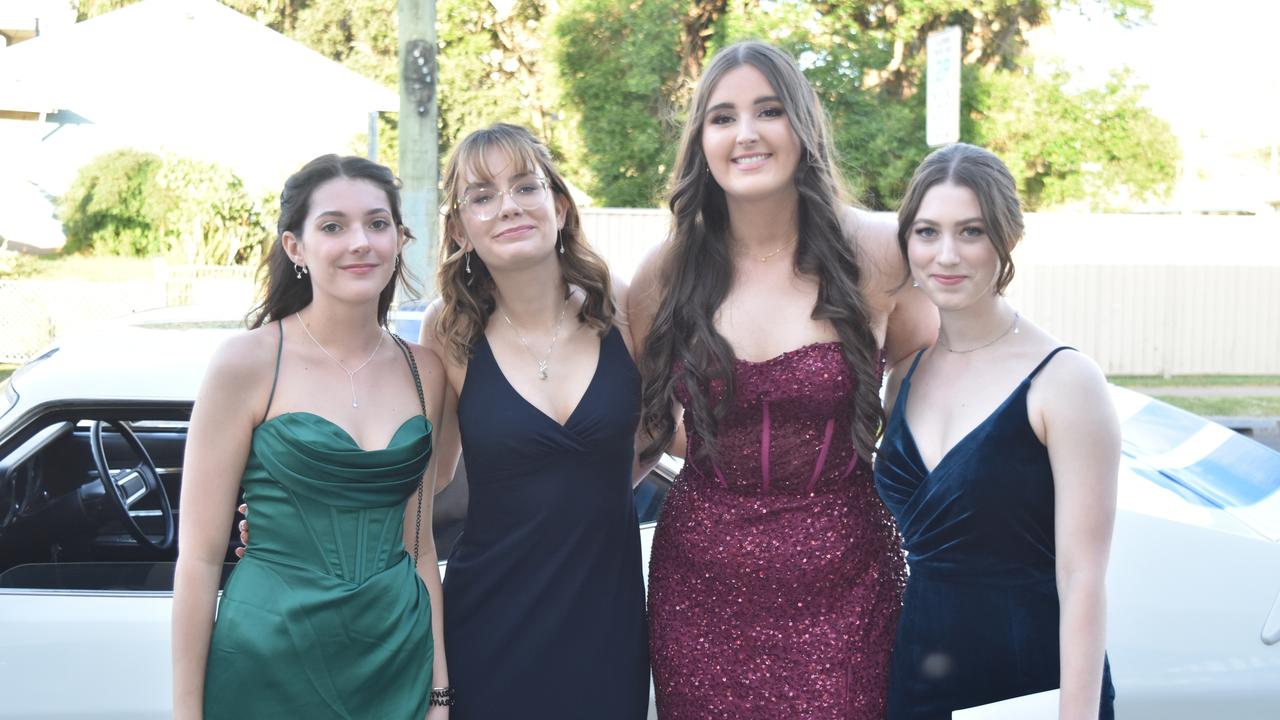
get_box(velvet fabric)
[875,347,1115,720]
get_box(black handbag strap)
[391,333,427,563]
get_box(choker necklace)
[297,311,386,408]
[939,312,1020,354]
[501,292,571,380]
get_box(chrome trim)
[0,588,175,598]
[114,469,147,506]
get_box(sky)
[1035,0,1280,150]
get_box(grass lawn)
[0,364,17,383]
[1155,395,1280,417]
[1,253,161,281]
[1111,375,1280,388]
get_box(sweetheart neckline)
[257,412,429,453]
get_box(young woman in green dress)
[172,155,451,719]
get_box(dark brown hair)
[247,154,414,329]
[435,123,614,363]
[897,143,1023,294]
[638,41,883,462]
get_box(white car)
[0,317,1277,718]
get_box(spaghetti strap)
[902,348,927,384]
[1025,346,1075,383]
[260,320,285,425]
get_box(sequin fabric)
[649,342,906,719]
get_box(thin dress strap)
[1025,346,1076,383]
[259,319,285,425]
[889,348,929,419]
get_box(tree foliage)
[58,150,272,264]
[75,0,1176,212]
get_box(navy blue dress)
[444,325,650,720]
[875,347,1115,720]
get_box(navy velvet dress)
[444,326,650,720]
[874,347,1115,720]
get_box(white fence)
[2,212,1278,375]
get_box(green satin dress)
[203,411,434,719]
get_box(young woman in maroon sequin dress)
[630,42,938,719]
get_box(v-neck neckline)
[477,327,609,429]
[898,357,1030,476]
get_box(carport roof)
[0,0,398,122]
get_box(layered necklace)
[939,311,1021,354]
[500,292,572,381]
[297,311,386,408]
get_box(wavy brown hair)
[638,41,884,463]
[247,154,415,329]
[897,143,1022,294]
[435,123,614,363]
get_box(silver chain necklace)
[939,312,1020,354]
[297,311,386,407]
[500,293,571,381]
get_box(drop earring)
[294,263,308,280]
[465,251,471,274]
[558,230,565,255]
[912,279,920,288]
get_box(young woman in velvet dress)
[875,143,1117,719]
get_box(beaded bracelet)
[429,687,456,707]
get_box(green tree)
[59,150,272,264]
[59,149,167,256]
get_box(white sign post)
[926,25,962,147]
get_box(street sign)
[926,25,962,147]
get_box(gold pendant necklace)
[500,293,571,380]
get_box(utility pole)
[398,0,438,302]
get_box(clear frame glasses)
[458,177,549,221]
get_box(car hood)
[1112,386,1280,542]
[0,324,236,439]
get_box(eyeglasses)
[458,177,549,221]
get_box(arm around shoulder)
[841,207,938,367]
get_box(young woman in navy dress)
[874,143,1118,719]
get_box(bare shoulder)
[418,297,446,354]
[397,335,446,381]
[841,206,905,289]
[627,240,671,347]
[205,325,278,388]
[1039,346,1108,395]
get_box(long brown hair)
[435,123,614,363]
[638,41,883,462]
[247,154,414,329]
[897,143,1022,294]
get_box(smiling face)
[456,145,567,273]
[282,176,403,305]
[700,64,802,202]
[907,182,1005,311]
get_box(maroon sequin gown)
[649,342,906,719]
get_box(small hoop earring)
[294,263,308,280]
[394,254,401,269]
[558,230,565,255]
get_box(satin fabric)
[875,347,1114,719]
[444,326,650,720]
[204,411,435,719]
